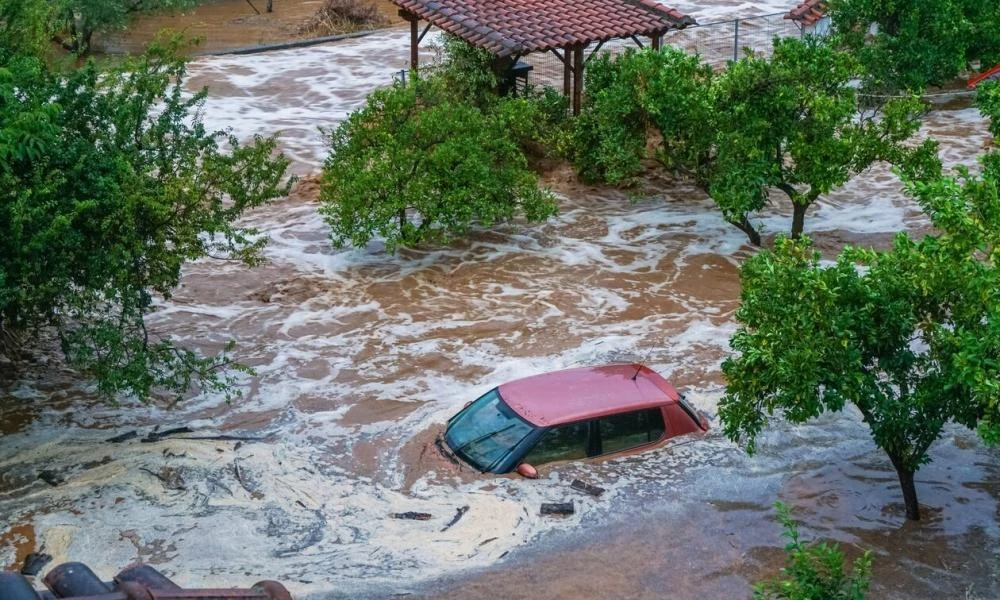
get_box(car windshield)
[445,389,536,472]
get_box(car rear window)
[600,408,665,454]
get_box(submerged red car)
[442,364,709,475]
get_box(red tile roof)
[969,64,1000,89]
[391,0,695,58]
[785,0,828,26]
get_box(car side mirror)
[515,463,539,479]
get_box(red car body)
[443,364,709,474]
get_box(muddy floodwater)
[2,1,999,598]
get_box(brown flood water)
[95,0,406,54]
[2,1,999,598]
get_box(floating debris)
[20,552,52,576]
[392,512,432,521]
[540,502,574,516]
[105,431,137,444]
[440,505,469,532]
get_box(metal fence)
[518,11,804,91]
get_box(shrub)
[319,78,557,252]
[754,503,873,600]
[297,0,388,36]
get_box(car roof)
[497,364,680,427]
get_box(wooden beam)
[583,40,606,65]
[651,34,661,51]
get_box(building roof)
[391,0,695,58]
[969,64,1000,89]
[785,0,828,26]
[498,364,680,426]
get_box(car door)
[520,408,666,467]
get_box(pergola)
[389,0,695,114]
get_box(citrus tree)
[829,0,1000,92]
[1,1,290,401]
[572,39,937,246]
[719,144,1000,519]
[319,53,558,252]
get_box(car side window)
[523,422,589,465]
[599,408,665,455]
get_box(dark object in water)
[105,431,138,443]
[392,511,433,521]
[540,502,575,516]
[37,470,64,487]
[141,426,194,443]
[440,505,470,531]
[20,552,53,576]
[570,479,606,497]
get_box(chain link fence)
[519,11,804,91]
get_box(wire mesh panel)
[514,11,805,93]
[666,12,803,69]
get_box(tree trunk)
[791,202,808,239]
[729,215,762,247]
[889,454,920,521]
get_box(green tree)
[719,149,1000,519]
[53,0,198,54]
[977,80,1000,137]
[709,37,937,245]
[572,39,936,245]
[571,47,714,187]
[319,74,558,252]
[828,0,1000,92]
[433,33,499,109]
[754,503,873,600]
[1,4,291,401]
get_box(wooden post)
[562,48,571,99]
[410,17,419,71]
[651,34,661,51]
[266,0,272,12]
[572,44,584,115]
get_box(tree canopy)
[1,1,290,401]
[571,38,936,245]
[318,39,560,252]
[53,0,198,54]
[977,80,1000,138]
[719,147,1000,519]
[828,0,1000,92]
